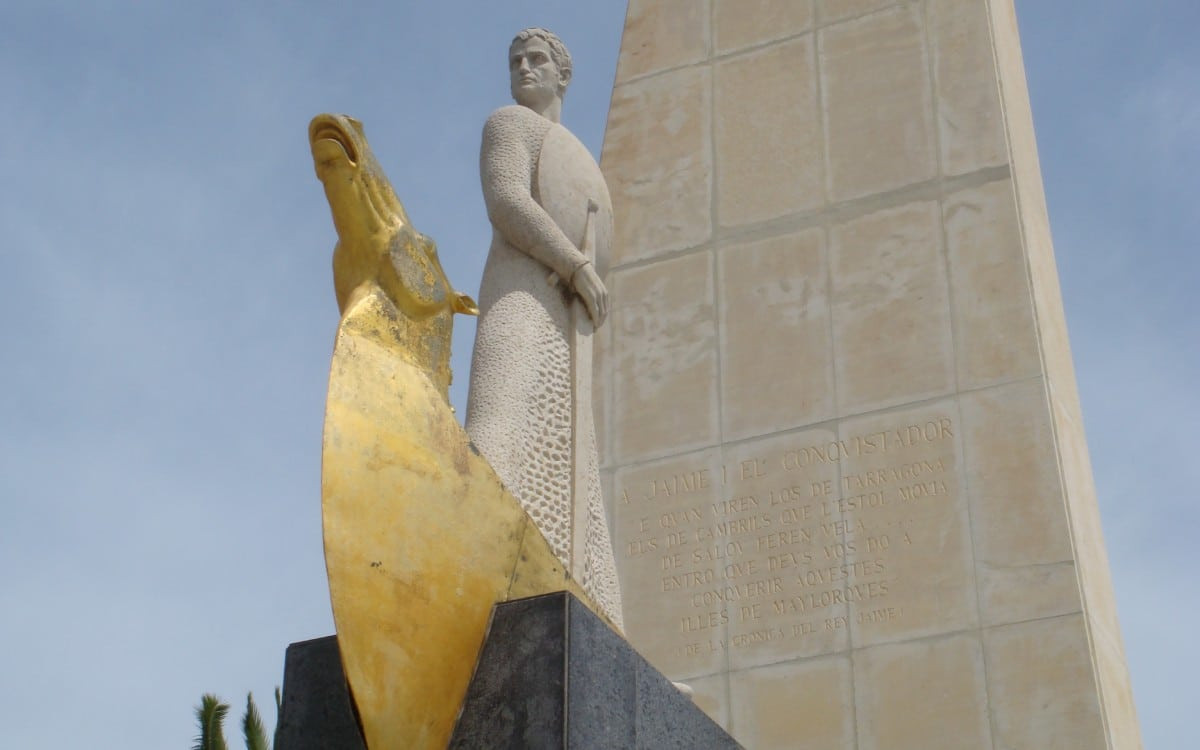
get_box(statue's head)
[509,28,572,112]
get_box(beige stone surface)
[816,0,899,26]
[612,449,727,680]
[944,179,1041,390]
[714,0,813,54]
[602,66,712,265]
[729,656,854,750]
[985,615,1108,749]
[715,35,824,227]
[614,0,709,83]
[722,429,849,670]
[821,5,937,201]
[717,229,834,441]
[838,401,978,647]
[854,634,992,750]
[928,0,1008,175]
[830,201,954,415]
[598,1,1141,746]
[960,379,1080,626]
[610,251,718,463]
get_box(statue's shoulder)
[486,104,547,126]
[483,105,552,145]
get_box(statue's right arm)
[480,107,589,281]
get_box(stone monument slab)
[595,1,1142,747]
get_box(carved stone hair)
[510,27,573,86]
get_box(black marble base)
[450,591,742,749]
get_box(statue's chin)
[512,86,555,114]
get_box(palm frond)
[193,694,230,750]
[243,692,271,750]
[273,686,283,749]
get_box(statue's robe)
[466,105,622,629]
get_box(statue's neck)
[524,98,562,124]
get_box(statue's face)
[509,38,565,111]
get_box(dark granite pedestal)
[275,636,366,750]
[278,591,741,749]
[450,592,741,749]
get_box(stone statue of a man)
[466,28,622,629]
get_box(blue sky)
[0,1,1194,747]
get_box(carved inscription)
[616,416,960,666]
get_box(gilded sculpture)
[310,112,611,749]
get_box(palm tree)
[195,691,275,750]
[193,694,229,750]
[243,692,271,750]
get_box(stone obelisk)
[595,2,1141,748]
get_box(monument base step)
[277,591,740,749]
[450,591,741,749]
[276,635,366,749]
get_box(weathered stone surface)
[839,401,978,648]
[604,66,712,265]
[984,615,1108,749]
[820,5,936,201]
[944,179,1041,389]
[729,656,854,750]
[714,35,823,226]
[612,448,726,680]
[717,229,833,441]
[610,252,718,463]
[960,378,1081,626]
[597,1,1141,747]
[928,0,1008,175]
[613,0,709,83]
[853,634,993,750]
[816,0,899,25]
[450,592,741,749]
[713,0,813,53]
[829,201,954,414]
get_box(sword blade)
[569,199,600,582]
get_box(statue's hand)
[573,262,609,327]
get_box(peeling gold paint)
[309,112,478,399]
